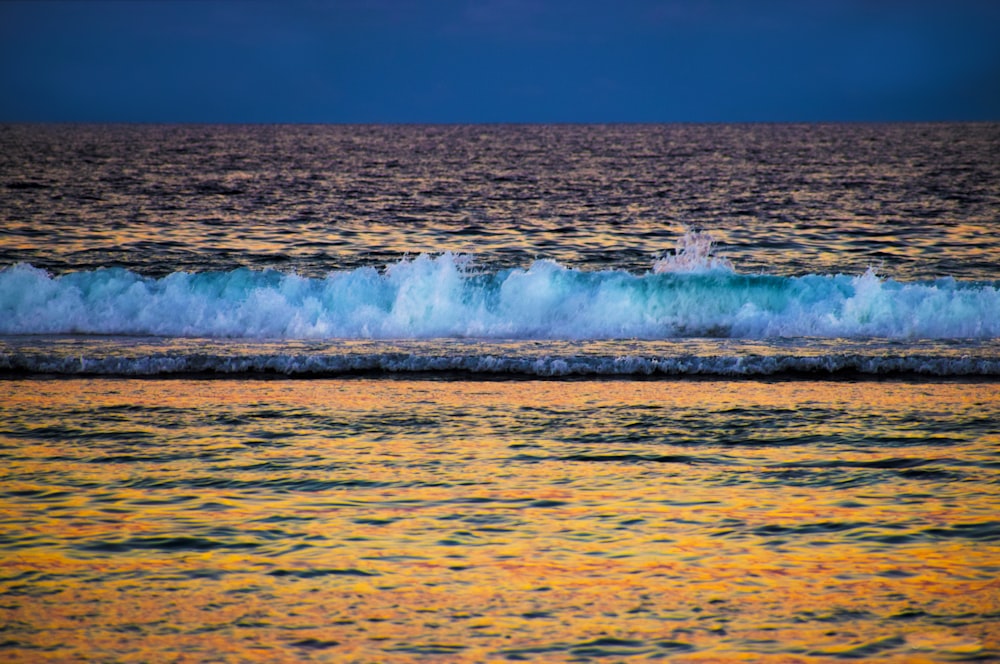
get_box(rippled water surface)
[1,123,999,661]
[3,123,999,279]
[1,379,998,662]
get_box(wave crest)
[1,256,998,340]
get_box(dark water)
[1,124,998,661]
[2,123,998,279]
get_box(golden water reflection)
[0,378,997,661]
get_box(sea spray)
[652,229,734,273]
[2,257,998,340]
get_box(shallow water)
[1,378,998,662]
[4,336,1000,379]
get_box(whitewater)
[4,236,999,378]
[2,252,998,341]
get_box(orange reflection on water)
[0,378,997,661]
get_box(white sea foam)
[1,256,998,340]
[2,349,998,377]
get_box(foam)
[1,256,998,340]
[2,349,997,377]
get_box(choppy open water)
[1,124,999,662]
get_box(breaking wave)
[1,254,998,340]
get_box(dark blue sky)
[2,0,998,123]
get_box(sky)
[1,0,999,123]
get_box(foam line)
[2,350,998,377]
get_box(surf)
[1,248,998,340]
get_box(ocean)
[1,123,998,662]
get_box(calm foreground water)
[1,124,999,661]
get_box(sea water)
[1,124,998,662]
